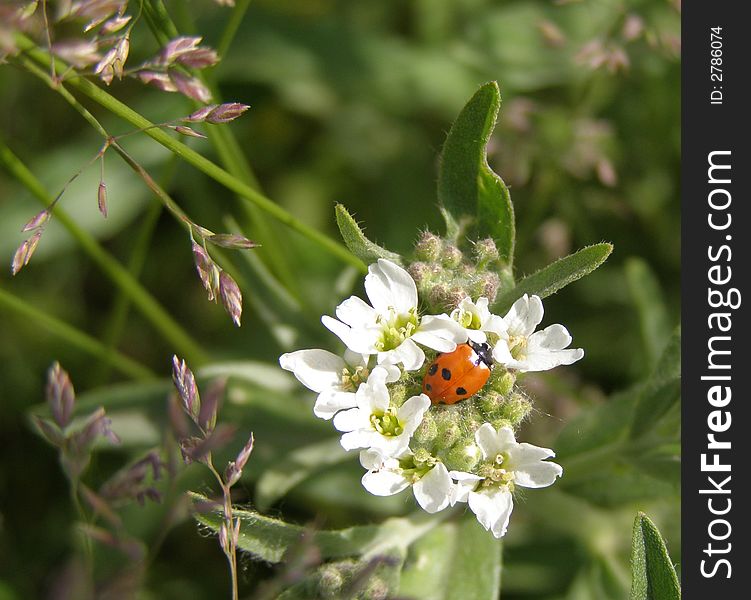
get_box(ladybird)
[422,341,493,405]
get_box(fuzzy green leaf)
[625,258,671,364]
[630,513,681,600]
[191,493,446,563]
[494,243,613,313]
[438,82,515,262]
[399,515,502,600]
[335,204,402,265]
[630,328,681,439]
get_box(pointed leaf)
[630,512,681,600]
[494,243,613,313]
[438,82,514,262]
[630,328,681,438]
[335,204,402,265]
[625,258,671,364]
[191,493,444,563]
[399,515,501,600]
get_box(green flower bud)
[414,231,442,262]
[318,565,345,598]
[413,447,434,465]
[473,238,500,265]
[407,261,432,286]
[413,414,438,444]
[490,370,516,396]
[446,442,482,471]
[471,271,500,302]
[364,577,389,600]
[441,244,463,268]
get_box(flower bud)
[473,238,499,265]
[176,47,219,70]
[138,71,178,92]
[172,355,201,422]
[170,71,212,103]
[440,243,462,268]
[446,442,481,471]
[407,261,432,286]
[21,208,50,232]
[205,103,251,124]
[207,233,259,249]
[412,414,437,444]
[52,40,101,68]
[47,361,75,429]
[97,181,108,217]
[219,271,243,327]
[171,125,207,139]
[317,565,345,597]
[160,36,202,65]
[11,230,43,276]
[414,231,442,262]
[225,433,254,487]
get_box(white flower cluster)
[280,259,582,538]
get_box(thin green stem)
[0,138,209,366]
[207,456,239,600]
[218,0,254,58]
[141,2,302,299]
[0,286,155,381]
[15,33,367,273]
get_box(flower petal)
[528,323,572,351]
[321,316,367,353]
[336,296,377,327]
[332,407,364,433]
[503,294,544,337]
[413,463,452,513]
[362,469,410,496]
[397,394,431,432]
[448,470,482,505]
[475,423,516,459]
[313,390,357,420]
[364,259,417,314]
[380,338,425,371]
[468,487,514,538]
[279,349,345,393]
[513,460,563,489]
[413,314,467,350]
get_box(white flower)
[332,366,430,455]
[322,259,466,371]
[492,294,584,372]
[450,296,506,344]
[451,423,563,538]
[279,349,384,419]
[360,449,454,513]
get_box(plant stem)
[207,456,239,600]
[0,286,155,381]
[15,33,367,273]
[218,0,254,58]
[0,137,209,367]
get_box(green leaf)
[254,437,350,510]
[494,243,613,313]
[335,204,402,265]
[630,328,681,439]
[625,258,671,363]
[399,515,502,600]
[443,514,502,600]
[630,513,681,600]
[438,82,515,262]
[191,492,448,563]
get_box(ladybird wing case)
[422,343,490,404]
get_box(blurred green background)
[0,0,680,598]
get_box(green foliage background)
[0,0,680,598]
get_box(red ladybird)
[422,341,493,405]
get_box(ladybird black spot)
[425,383,432,391]
[428,364,438,376]
[441,368,452,381]
[456,387,467,396]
